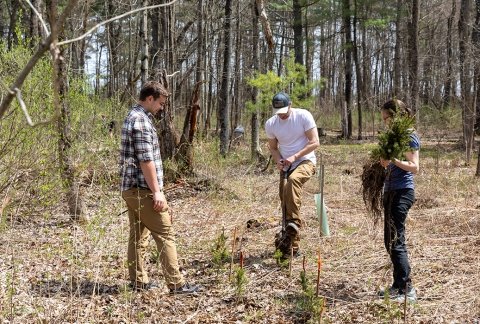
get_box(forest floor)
[0,135,479,323]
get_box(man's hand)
[152,191,168,212]
[284,154,297,167]
[276,159,285,170]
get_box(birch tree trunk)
[443,0,456,108]
[459,0,474,163]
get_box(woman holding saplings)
[378,99,419,303]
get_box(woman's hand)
[380,158,391,168]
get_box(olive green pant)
[279,160,316,249]
[122,188,184,289]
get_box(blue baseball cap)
[272,92,291,114]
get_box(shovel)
[315,164,330,236]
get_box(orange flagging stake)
[229,226,237,278]
[316,250,322,297]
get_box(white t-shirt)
[265,108,317,170]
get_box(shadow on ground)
[31,279,120,297]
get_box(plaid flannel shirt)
[119,104,163,192]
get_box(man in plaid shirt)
[120,81,199,294]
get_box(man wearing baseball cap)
[265,92,319,258]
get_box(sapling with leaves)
[234,251,247,301]
[298,255,324,321]
[361,103,416,225]
[211,228,230,268]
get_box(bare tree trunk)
[78,0,88,76]
[153,0,178,161]
[292,0,303,66]
[70,0,89,76]
[140,0,149,83]
[46,0,87,222]
[421,27,435,106]
[250,0,262,160]
[7,0,19,50]
[393,0,402,97]
[195,0,205,133]
[164,1,176,117]
[151,3,161,74]
[219,0,232,157]
[176,82,202,174]
[277,21,286,75]
[408,0,419,122]
[0,0,4,39]
[95,42,103,95]
[106,0,121,97]
[474,0,480,135]
[459,0,474,163]
[173,0,205,174]
[353,0,363,140]
[204,18,216,136]
[304,7,313,96]
[29,0,40,42]
[232,0,242,129]
[155,71,179,161]
[343,0,353,139]
[195,0,204,87]
[361,19,372,135]
[443,0,456,108]
[477,149,480,176]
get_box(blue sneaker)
[129,281,160,291]
[169,282,202,294]
[392,287,417,303]
[378,286,400,298]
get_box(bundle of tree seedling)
[361,114,415,224]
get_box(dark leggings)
[383,188,415,292]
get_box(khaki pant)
[122,188,184,289]
[279,160,316,248]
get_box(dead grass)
[0,136,479,323]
